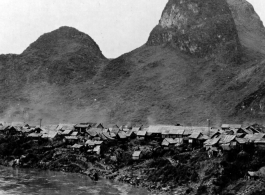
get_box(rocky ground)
[0,135,265,195]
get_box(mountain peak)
[22,26,106,60]
[147,0,241,63]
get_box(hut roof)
[159,126,184,135]
[98,133,107,141]
[118,132,127,139]
[0,126,8,131]
[204,137,220,146]
[71,132,78,136]
[183,128,193,136]
[87,128,102,137]
[72,144,83,149]
[248,171,256,177]
[161,129,171,135]
[132,151,141,157]
[64,136,78,140]
[22,128,34,133]
[247,124,264,134]
[61,130,72,135]
[165,138,179,144]
[109,128,120,135]
[221,144,231,151]
[93,145,101,152]
[148,125,180,135]
[86,140,95,146]
[132,127,141,132]
[170,129,185,135]
[87,122,97,127]
[236,133,244,138]
[189,132,202,139]
[162,139,169,146]
[229,124,242,129]
[235,138,247,144]
[199,134,209,140]
[254,139,265,144]
[208,130,220,138]
[28,133,42,138]
[57,124,75,131]
[126,129,134,137]
[219,135,236,144]
[120,124,132,130]
[244,134,264,142]
[137,131,147,136]
[175,138,183,145]
[94,141,103,145]
[237,128,253,134]
[42,131,58,139]
[147,125,163,134]
[221,124,230,128]
[101,132,114,140]
[75,124,90,128]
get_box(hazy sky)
[0,0,264,58]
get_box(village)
[1,121,265,194]
[0,121,265,159]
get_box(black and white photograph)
[0,0,265,194]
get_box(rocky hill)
[147,0,241,63]
[0,27,109,124]
[1,0,265,126]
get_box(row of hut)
[0,121,265,159]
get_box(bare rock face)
[226,0,265,54]
[147,0,242,63]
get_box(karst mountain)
[1,0,265,126]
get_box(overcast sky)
[0,0,264,58]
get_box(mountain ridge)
[1,0,265,126]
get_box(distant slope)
[227,0,265,54]
[95,44,265,126]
